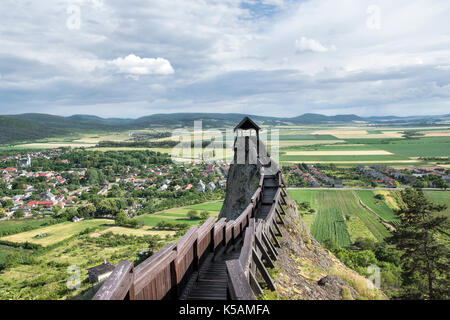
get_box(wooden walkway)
[92,170,288,301]
[182,175,279,300]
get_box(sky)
[0,0,449,118]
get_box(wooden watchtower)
[234,117,261,161]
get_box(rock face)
[218,131,386,299]
[317,275,360,300]
[219,135,277,221]
[219,163,259,220]
[272,196,386,300]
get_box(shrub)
[200,211,210,220]
[187,210,199,220]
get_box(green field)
[425,191,450,218]
[185,201,223,211]
[288,189,392,246]
[0,244,24,265]
[0,219,111,246]
[279,134,338,140]
[310,191,352,247]
[280,154,406,162]
[0,218,57,236]
[137,201,222,227]
[355,190,399,224]
[278,135,450,165]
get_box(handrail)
[94,167,287,300]
[92,261,134,300]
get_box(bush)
[187,210,199,220]
[374,194,385,201]
[200,211,210,220]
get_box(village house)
[1,168,17,174]
[87,262,116,283]
[42,191,56,202]
[197,180,206,193]
[158,184,168,191]
[443,175,450,185]
[72,216,84,223]
[207,182,215,191]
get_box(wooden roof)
[88,262,116,276]
[234,117,261,132]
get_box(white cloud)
[109,54,174,76]
[295,36,334,53]
[1,0,450,117]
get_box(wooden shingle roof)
[234,117,261,132]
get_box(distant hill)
[291,113,363,123]
[0,116,65,145]
[0,112,448,145]
[4,113,130,131]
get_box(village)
[283,163,450,189]
[0,149,229,221]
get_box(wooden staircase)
[182,174,280,300]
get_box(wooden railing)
[93,172,271,300]
[93,162,288,300]
[226,174,287,300]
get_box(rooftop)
[234,116,261,132]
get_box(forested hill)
[1,112,449,145]
[0,116,65,145]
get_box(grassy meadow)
[0,200,223,300]
[0,219,112,247]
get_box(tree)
[115,211,128,226]
[388,188,449,300]
[435,179,448,190]
[187,210,199,220]
[79,204,96,218]
[374,194,385,201]
[200,210,210,220]
[13,210,24,219]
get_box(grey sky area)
[0,0,449,118]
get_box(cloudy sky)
[0,0,449,118]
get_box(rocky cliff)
[220,135,386,300]
[269,196,386,300]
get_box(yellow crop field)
[279,140,345,147]
[99,226,176,237]
[311,129,403,139]
[0,219,111,246]
[282,160,420,164]
[284,150,393,156]
[14,143,95,149]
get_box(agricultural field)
[8,124,446,167]
[0,236,161,300]
[424,191,450,218]
[355,191,399,224]
[0,200,223,300]
[309,191,352,247]
[137,201,222,227]
[0,217,57,236]
[4,131,132,150]
[0,219,112,247]
[276,126,450,166]
[288,189,393,246]
[98,226,176,238]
